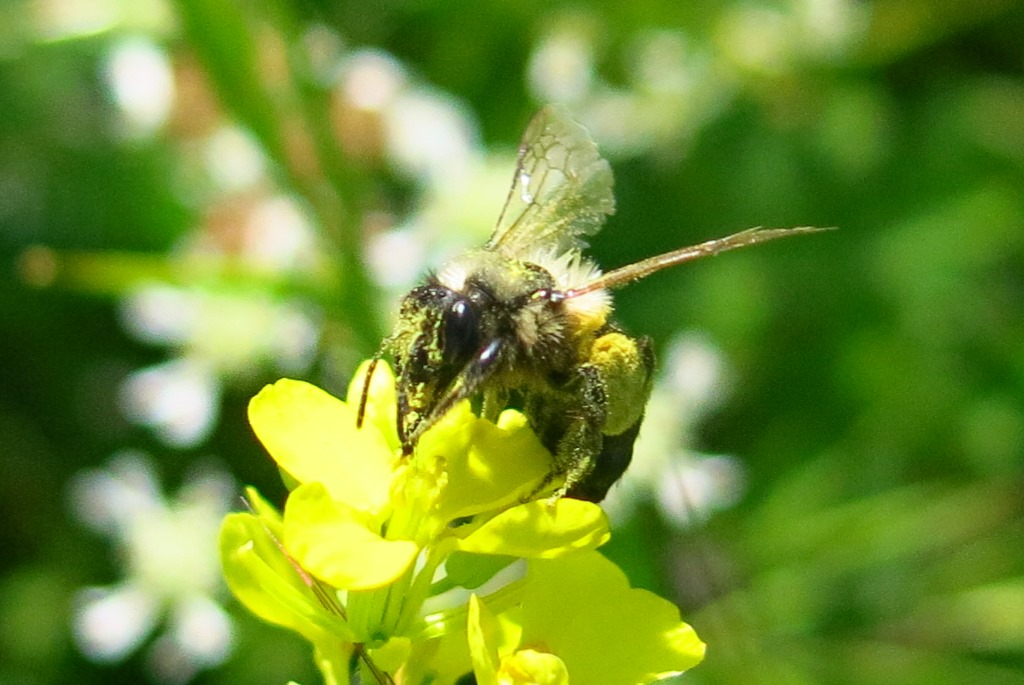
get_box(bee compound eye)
[441,298,480,365]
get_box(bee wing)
[486,104,615,257]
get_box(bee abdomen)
[567,416,644,502]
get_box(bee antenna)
[356,355,381,428]
[566,226,834,297]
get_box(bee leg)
[526,333,653,503]
[526,422,603,503]
[553,418,604,500]
[547,364,607,500]
[520,363,605,502]
[481,387,509,423]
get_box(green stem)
[269,0,385,355]
[395,545,447,636]
[378,563,416,637]
[175,0,384,356]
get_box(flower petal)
[248,379,393,512]
[429,410,552,524]
[167,595,234,666]
[499,649,568,685]
[284,482,419,590]
[219,511,353,643]
[71,582,160,661]
[521,551,705,684]
[455,499,609,558]
[345,360,400,452]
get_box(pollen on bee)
[589,331,650,435]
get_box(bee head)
[371,252,566,454]
[387,278,501,450]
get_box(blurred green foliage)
[1,0,1023,684]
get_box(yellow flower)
[221,361,611,656]
[467,551,706,685]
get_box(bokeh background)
[2,0,1023,683]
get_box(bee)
[360,104,826,502]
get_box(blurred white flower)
[366,224,428,290]
[604,333,746,527]
[525,22,725,159]
[240,195,321,274]
[715,5,796,77]
[527,19,596,104]
[339,49,481,186]
[793,0,870,58]
[105,35,175,138]
[203,126,268,194]
[367,153,512,298]
[33,0,174,42]
[122,285,320,371]
[120,358,219,448]
[69,452,236,682]
[522,4,867,162]
[119,280,320,447]
[340,49,407,111]
[333,47,498,297]
[300,23,347,87]
[383,92,479,186]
